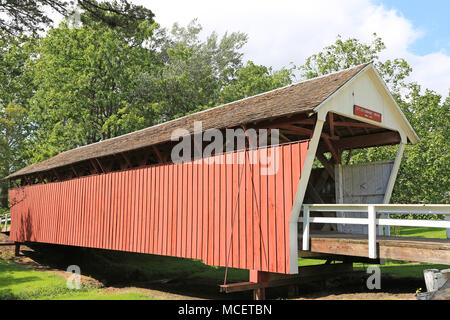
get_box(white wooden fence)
[301,204,450,259]
[0,213,11,232]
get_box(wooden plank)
[187,161,194,259]
[191,162,198,259]
[220,154,227,266]
[238,151,246,269]
[162,165,169,256]
[316,153,335,178]
[214,159,221,265]
[328,112,335,138]
[300,233,450,265]
[333,122,380,129]
[142,168,149,253]
[275,145,285,273]
[252,149,261,271]
[225,155,233,267]
[245,151,254,270]
[207,160,214,265]
[336,131,400,150]
[137,168,145,253]
[181,163,187,258]
[283,145,293,274]
[202,159,209,262]
[267,147,277,273]
[231,152,240,268]
[197,160,204,260]
[220,263,353,293]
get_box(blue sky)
[379,0,449,55]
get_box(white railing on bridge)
[300,204,450,259]
[0,213,11,231]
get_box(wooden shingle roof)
[7,63,370,179]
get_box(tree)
[135,19,249,121]
[0,0,154,35]
[300,34,412,94]
[28,12,158,162]
[218,61,295,104]
[0,32,34,205]
[394,85,449,204]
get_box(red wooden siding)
[9,140,309,274]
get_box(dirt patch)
[296,292,415,300]
[100,286,201,300]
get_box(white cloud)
[133,0,449,96]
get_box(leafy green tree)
[135,20,249,121]
[219,61,295,104]
[0,0,154,35]
[395,85,449,204]
[300,34,412,94]
[28,15,158,161]
[0,33,34,206]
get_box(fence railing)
[0,213,11,232]
[300,204,450,259]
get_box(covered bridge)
[6,63,449,298]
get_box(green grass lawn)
[392,226,447,239]
[0,226,447,300]
[0,258,155,300]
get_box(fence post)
[368,205,377,259]
[302,205,310,251]
[446,214,450,239]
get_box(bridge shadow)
[16,242,432,300]
[19,242,254,299]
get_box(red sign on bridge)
[353,105,382,122]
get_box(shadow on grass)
[21,242,254,299]
[17,242,444,300]
[0,260,43,290]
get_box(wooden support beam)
[333,121,380,129]
[335,131,400,150]
[152,145,164,163]
[95,158,106,173]
[14,242,20,257]
[120,152,133,168]
[323,136,341,164]
[70,165,79,178]
[300,234,450,265]
[328,113,335,138]
[316,153,335,179]
[89,159,99,174]
[298,250,381,264]
[252,116,316,130]
[52,169,61,180]
[278,131,291,142]
[220,263,354,295]
[306,181,324,204]
[346,149,353,165]
[278,124,339,141]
